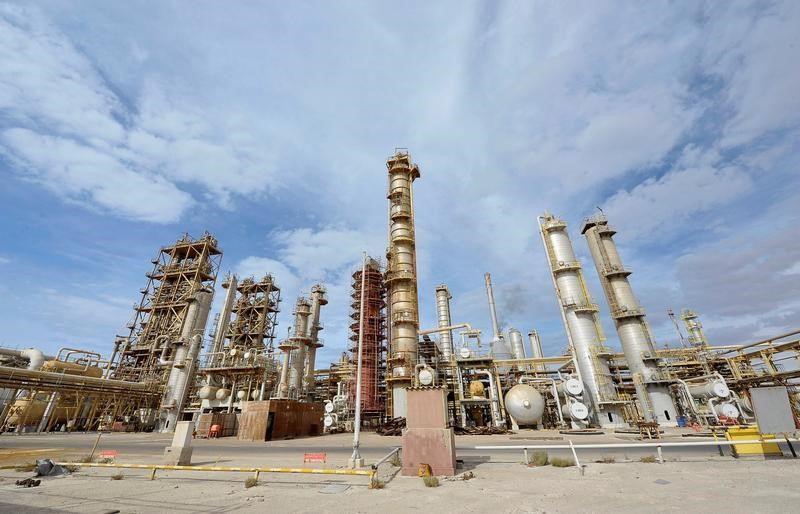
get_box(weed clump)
[550,457,575,468]
[640,455,657,463]
[599,456,616,464]
[110,473,124,480]
[244,477,258,488]
[422,475,439,488]
[371,478,385,489]
[527,451,549,467]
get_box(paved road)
[3,429,788,466]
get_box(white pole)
[350,252,367,468]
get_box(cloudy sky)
[1,1,798,367]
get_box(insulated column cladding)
[580,214,678,426]
[538,212,625,428]
[384,150,421,418]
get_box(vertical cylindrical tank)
[161,288,213,432]
[527,330,543,359]
[435,284,454,362]
[508,328,526,360]
[210,274,238,366]
[385,150,421,417]
[304,285,327,396]
[539,212,625,428]
[581,214,678,425]
[288,297,312,396]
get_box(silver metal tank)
[304,285,327,396]
[160,288,213,432]
[581,214,678,425]
[435,284,454,362]
[527,330,544,359]
[508,328,526,360]
[504,384,545,425]
[561,401,589,420]
[210,274,237,367]
[689,381,730,399]
[538,212,624,428]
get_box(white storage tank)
[198,386,218,400]
[561,401,589,420]
[215,388,230,401]
[504,384,545,425]
[689,381,730,399]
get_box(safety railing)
[475,438,800,475]
[54,462,379,487]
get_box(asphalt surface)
[3,429,789,465]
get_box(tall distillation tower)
[303,285,328,399]
[581,214,678,425]
[538,212,625,427]
[384,150,421,418]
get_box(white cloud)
[0,256,10,265]
[0,5,280,222]
[603,162,752,240]
[1,128,193,223]
[701,2,800,148]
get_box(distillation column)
[303,285,328,397]
[484,273,512,359]
[384,150,421,418]
[289,298,312,398]
[210,274,238,367]
[581,214,678,425]
[435,284,454,362]
[160,288,214,431]
[539,212,625,427]
[277,297,311,399]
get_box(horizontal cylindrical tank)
[198,386,218,400]
[41,360,103,378]
[556,378,584,397]
[503,384,545,425]
[561,401,589,420]
[714,402,739,418]
[689,381,730,399]
[215,388,230,401]
[236,390,246,400]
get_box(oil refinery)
[1,149,798,442]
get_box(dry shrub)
[422,475,439,488]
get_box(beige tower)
[581,214,678,425]
[384,150,421,418]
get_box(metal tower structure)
[112,232,222,385]
[680,310,709,348]
[581,213,678,425]
[434,284,454,363]
[304,285,328,399]
[384,149,421,418]
[277,297,312,399]
[196,273,282,408]
[539,212,625,427]
[349,258,387,418]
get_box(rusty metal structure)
[348,257,387,420]
[384,149,421,418]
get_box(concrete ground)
[1,430,798,513]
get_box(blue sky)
[1,1,799,367]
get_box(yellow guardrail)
[54,462,378,487]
